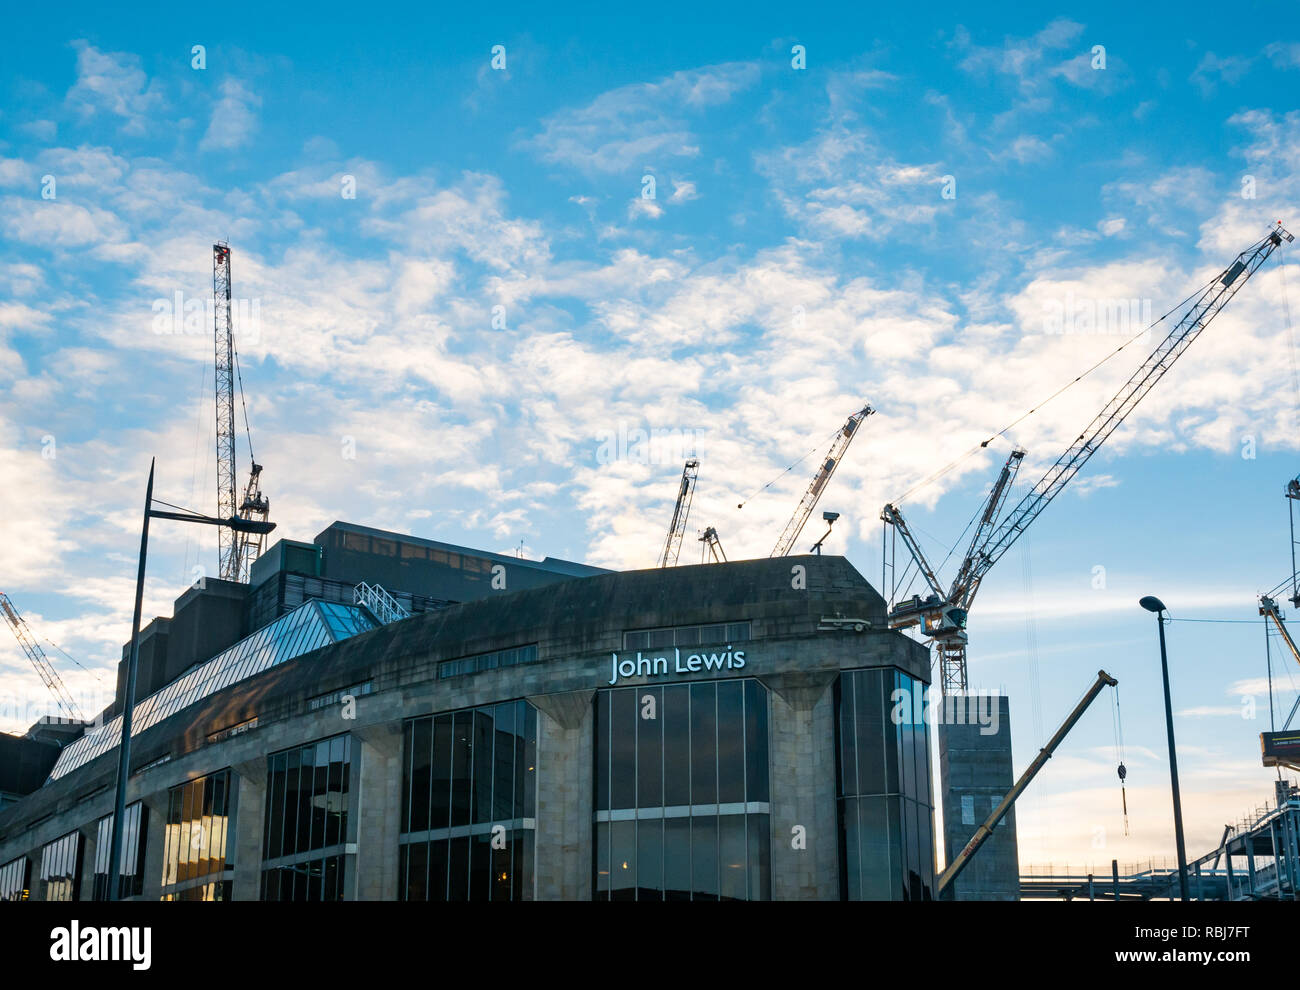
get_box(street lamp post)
[1139,595,1190,901]
[105,458,275,900]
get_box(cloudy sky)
[2,2,1299,872]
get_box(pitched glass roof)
[48,600,377,782]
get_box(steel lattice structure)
[213,242,240,581]
[886,224,1293,693]
[771,404,873,557]
[0,592,84,722]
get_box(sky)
[2,1,1299,874]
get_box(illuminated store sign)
[607,646,746,685]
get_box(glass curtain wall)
[835,667,936,900]
[593,678,771,901]
[0,857,29,901]
[261,734,353,901]
[398,700,537,900]
[92,801,147,900]
[39,831,82,902]
[161,768,235,901]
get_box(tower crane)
[213,242,270,583]
[884,223,1293,694]
[699,526,727,563]
[0,592,85,722]
[659,459,699,567]
[770,404,873,557]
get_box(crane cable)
[738,420,847,509]
[889,268,1226,508]
[1111,683,1129,836]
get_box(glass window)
[92,802,148,900]
[835,669,935,900]
[0,857,30,902]
[593,679,770,900]
[40,831,81,902]
[162,768,234,901]
[260,734,353,901]
[398,701,538,901]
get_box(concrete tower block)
[938,694,1019,901]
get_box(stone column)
[529,690,594,901]
[138,791,169,901]
[231,758,266,901]
[763,671,838,900]
[76,821,98,901]
[352,722,403,901]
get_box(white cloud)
[199,78,261,151]
[522,62,759,174]
[65,41,164,133]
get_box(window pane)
[595,692,609,811]
[609,820,636,901]
[407,841,428,901]
[451,711,473,827]
[431,714,453,829]
[492,832,513,901]
[610,689,637,810]
[663,685,691,806]
[636,818,663,901]
[470,833,492,901]
[719,815,746,901]
[716,681,744,804]
[663,817,691,901]
[594,821,610,901]
[447,836,470,900]
[492,702,516,821]
[429,839,449,902]
[690,816,718,900]
[637,687,663,809]
[747,813,770,902]
[472,710,494,825]
[690,683,716,805]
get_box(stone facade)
[0,555,935,901]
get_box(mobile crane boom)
[936,668,1118,896]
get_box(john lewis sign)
[607,646,746,686]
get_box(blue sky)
[2,2,1299,871]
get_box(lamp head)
[1139,596,1166,613]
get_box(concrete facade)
[939,694,1020,901]
[0,555,940,901]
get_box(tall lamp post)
[1139,595,1190,901]
[106,458,275,900]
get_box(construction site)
[0,225,1298,905]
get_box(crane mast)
[886,224,1292,693]
[659,459,700,567]
[0,592,84,722]
[771,404,873,557]
[213,242,270,583]
[213,243,240,581]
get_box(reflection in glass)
[162,768,234,901]
[260,734,352,901]
[398,700,537,900]
[593,679,771,900]
[835,668,936,900]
